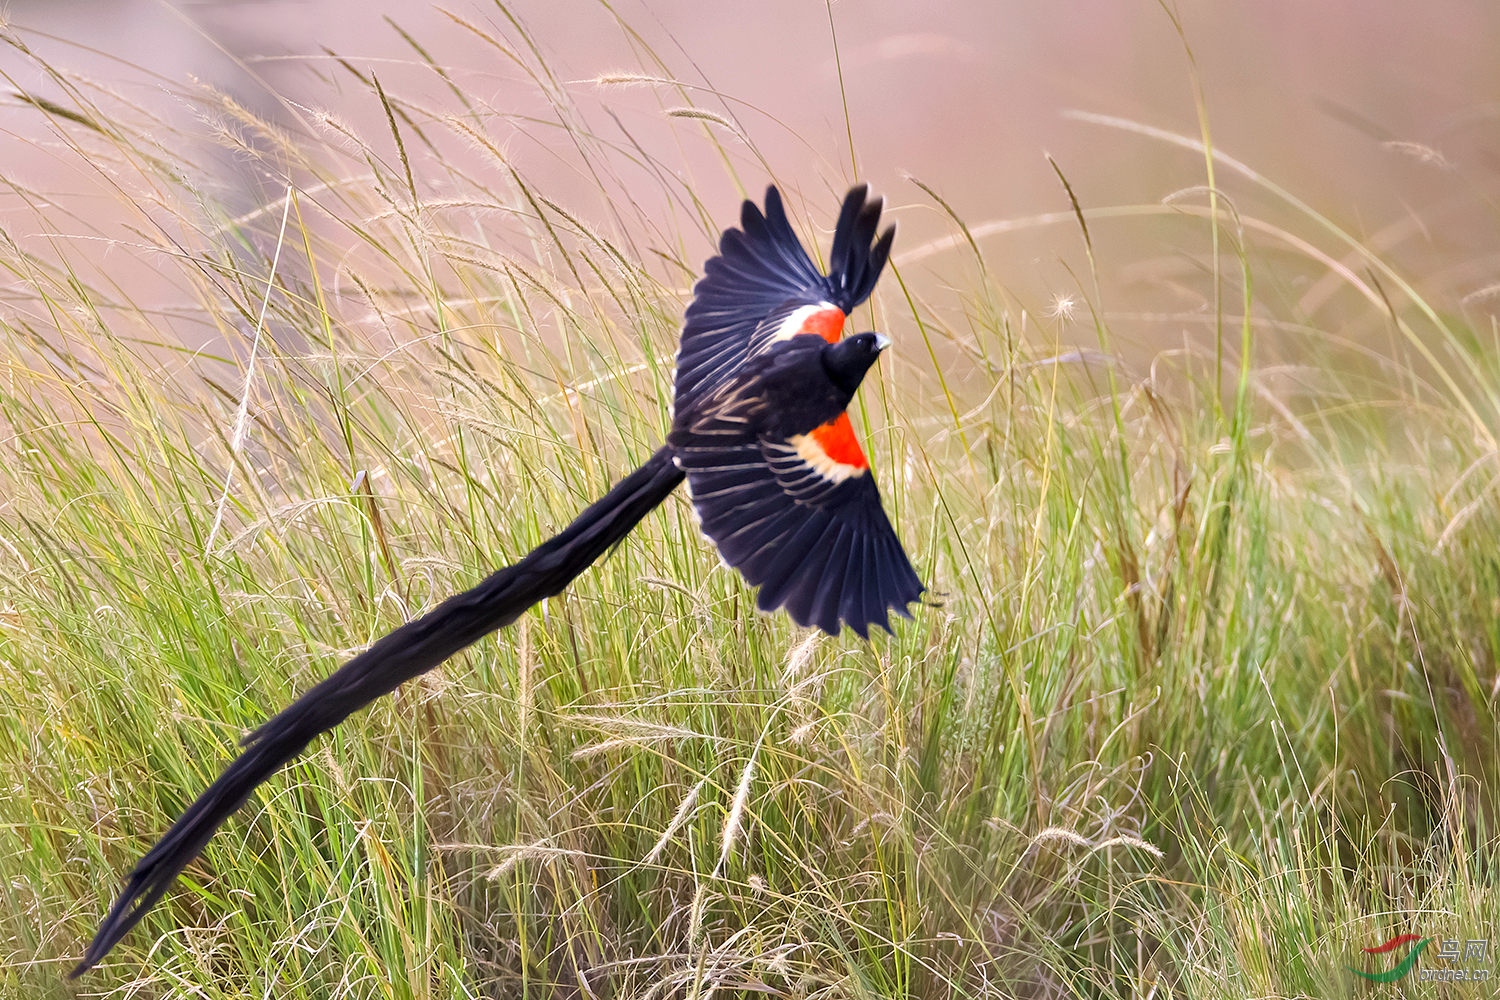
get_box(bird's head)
[822,331,891,395]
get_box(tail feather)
[71,447,684,977]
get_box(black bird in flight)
[72,184,924,976]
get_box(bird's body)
[73,184,923,976]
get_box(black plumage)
[671,333,924,638]
[674,185,893,410]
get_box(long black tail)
[72,447,685,977]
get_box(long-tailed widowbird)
[72,184,925,976]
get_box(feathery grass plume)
[592,72,677,87]
[665,106,741,138]
[716,753,757,878]
[642,777,707,866]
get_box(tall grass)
[1,12,1496,1000]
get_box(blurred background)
[3,1,1500,366]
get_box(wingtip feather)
[827,185,893,312]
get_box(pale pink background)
[4,1,1498,359]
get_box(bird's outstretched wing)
[673,185,893,411]
[672,375,924,638]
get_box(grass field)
[1,18,1498,1000]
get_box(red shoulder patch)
[799,307,846,343]
[809,412,868,470]
[770,304,846,345]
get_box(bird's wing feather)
[675,412,924,638]
[674,186,893,410]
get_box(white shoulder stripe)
[769,301,839,343]
[787,432,866,484]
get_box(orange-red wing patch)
[799,307,846,343]
[809,412,869,470]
